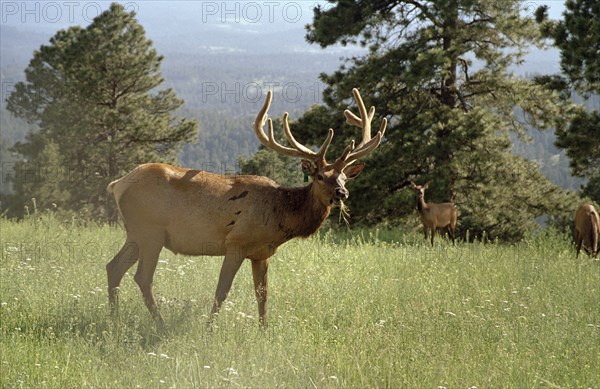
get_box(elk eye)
[317,174,324,181]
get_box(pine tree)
[537,0,600,93]
[288,0,578,240]
[537,0,600,204]
[6,3,198,220]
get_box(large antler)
[253,91,333,162]
[339,88,387,165]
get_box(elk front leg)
[449,227,456,245]
[430,227,436,246]
[251,259,269,326]
[445,226,456,245]
[210,246,246,319]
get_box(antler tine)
[339,88,388,165]
[316,128,334,160]
[264,118,307,159]
[282,112,316,155]
[283,113,334,162]
[254,91,328,162]
[344,88,375,147]
[253,90,273,147]
[340,140,355,161]
[343,119,386,164]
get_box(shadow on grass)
[2,297,217,350]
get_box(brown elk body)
[574,203,599,258]
[410,182,458,246]
[106,88,387,326]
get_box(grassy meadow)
[1,215,599,388]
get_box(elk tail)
[107,179,119,194]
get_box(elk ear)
[423,182,430,189]
[301,159,317,176]
[344,163,365,179]
[409,180,417,189]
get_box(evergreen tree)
[239,149,305,188]
[554,109,600,203]
[537,0,599,93]
[5,3,198,220]
[537,0,600,203]
[287,0,578,240]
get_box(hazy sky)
[1,1,567,75]
[1,1,566,33]
[1,1,318,31]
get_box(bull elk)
[410,181,458,245]
[106,88,387,326]
[574,204,599,258]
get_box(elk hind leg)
[251,259,269,326]
[106,240,139,314]
[575,229,582,258]
[133,237,165,326]
[591,228,599,258]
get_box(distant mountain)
[0,1,582,189]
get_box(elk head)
[253,88,387,208]
[410,181,429,199]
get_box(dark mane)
[275,184,331,240]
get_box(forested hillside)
[0,22,342,177]
[159,51,342,172]
[512,129,585,191]
[511,90,598,192]
[0,20,591,192]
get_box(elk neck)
[417,196,429,212]
[275,182,331,240]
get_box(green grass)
[1,215,599,388]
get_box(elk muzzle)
[335,187,349,201]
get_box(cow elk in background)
[574,204,599,258]
[410,181,458,246]
[106,88,387,327]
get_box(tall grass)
[1,215,598,388]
